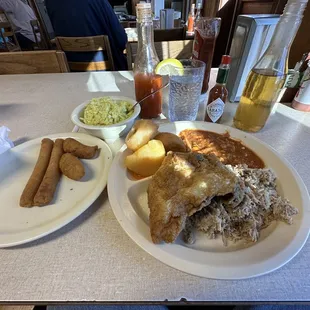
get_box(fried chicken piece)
[147,152,238,243]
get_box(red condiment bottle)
[192,18,221,94]
[205,55,231,123]
[134,2,162,119]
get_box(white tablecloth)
[0,70,310,302]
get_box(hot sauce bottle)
[205,55,231,123]
[186,4,195,35]
[134,2,163,119]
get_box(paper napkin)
[0,126,14,155]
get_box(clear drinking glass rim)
[170,59,206,74]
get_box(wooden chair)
[30,19,48,49]
[120,21,137,28]
[0,10,21,52]
[126,40,193,70]
[55,36,115,71]
[154,27,186,42]
[0,50,69,74]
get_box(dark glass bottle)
[205,55,231,123]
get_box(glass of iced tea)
[192,18,221,94]
[134,73,163,119]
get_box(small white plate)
[108,121,310,279]
[0,133,112,248]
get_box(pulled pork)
[183,165,298,246]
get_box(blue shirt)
[46,0,128,70]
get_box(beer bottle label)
[207,98,225,122]
[294,79,310,105]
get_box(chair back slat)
[154,27,186,42]
[126,40,193,70]
[55,36,115,71]
[0,50,70,74]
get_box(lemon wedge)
[155,59,184,76]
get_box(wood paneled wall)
[203,0,221,17]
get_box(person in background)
[0,0,40,50]
[46,0,128,71]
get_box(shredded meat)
[183,165,298,246]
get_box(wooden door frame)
[203,0,221,17]
[271,0,287,13]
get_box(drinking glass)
[168,59,206,121]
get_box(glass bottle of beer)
[134,2,163,119]
[233,0,308,132]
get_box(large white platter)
[108,121,310,279]
[0,133,112,248]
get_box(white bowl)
[71,96,140,142]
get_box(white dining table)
[0,70,310,303]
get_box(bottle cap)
[221,55,231,65]
[137,2,151,9]
[136,2,152,22]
